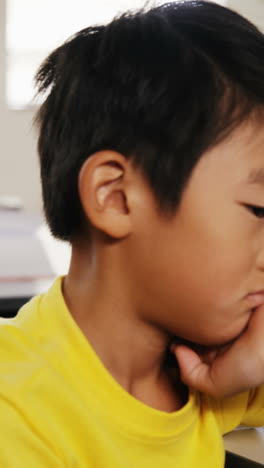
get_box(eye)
[246,204,264,219]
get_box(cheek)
[132,208,254,340]
[168,259,252,345]
[205,248,254,304]
[177,221,254,302]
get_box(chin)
[172,313,251,349]
[198,323,249,348]
[185,325,247,349]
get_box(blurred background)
[0,0,263,313]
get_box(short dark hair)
[35,0,264,243]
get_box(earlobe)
[78,151,132,239]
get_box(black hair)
[35,0,264,243]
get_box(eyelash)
[246,204,264,219]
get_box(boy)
[1,0,264,466]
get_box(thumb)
[174,345,217,395]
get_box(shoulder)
[0,308,66,467]
[0,294,48,391]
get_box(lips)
[246,291,264,308]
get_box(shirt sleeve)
[206,385,264,435]
[0,396,65,467]
[240,385,264,427]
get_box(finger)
[174,345,217,395]
[200,348,218,364]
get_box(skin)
[62,118,264,411]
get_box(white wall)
[229,0,264,31]
[0,0,264,217]
[0,0,42,215]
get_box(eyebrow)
[247,168,264,186]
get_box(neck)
[62,240,184,409]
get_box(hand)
[170,305,264,398]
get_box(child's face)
[133,119,264,346]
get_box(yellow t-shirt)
[0,277,263,467]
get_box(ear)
[78,151,132,239]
